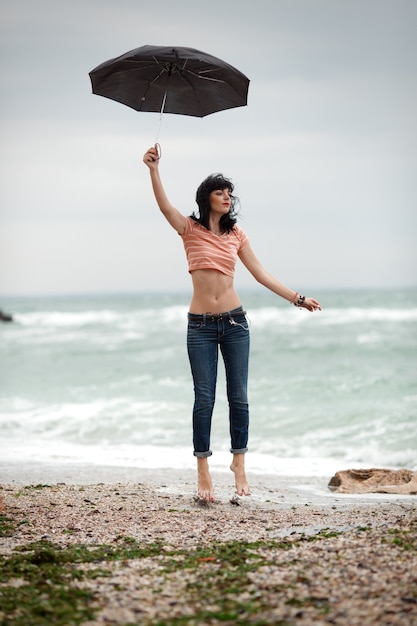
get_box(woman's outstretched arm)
[143,146,187,235]
[239,243,321,312]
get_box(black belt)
[188,306,246,323]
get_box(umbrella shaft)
[155,91,167,143]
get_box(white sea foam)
[1,436,413,478]
[250,307,417,328]
[15,310,121,327]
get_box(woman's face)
[209,188,231,215]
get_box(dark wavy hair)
[191,173,239,234]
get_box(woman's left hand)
[301,297,322,312]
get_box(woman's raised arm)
[143,146,187,235]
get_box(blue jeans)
[187,306,250,458]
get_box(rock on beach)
[328,467,417,494]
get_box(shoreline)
[1,459,416,510]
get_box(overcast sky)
[1,0,416,297]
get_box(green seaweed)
[0,514,16,537]
[1,522,416,626]
[385,526,417,551]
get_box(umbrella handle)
[155,143,162,159]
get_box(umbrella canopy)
[89,45,249,118]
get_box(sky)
[1,0,416,297]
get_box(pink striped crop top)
[180,216,249,277]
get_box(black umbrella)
[89,44,249,120]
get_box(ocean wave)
[0,439,414,476]
[250,307,417,327]
[10,304,417,330]
[14,310,121,327]
[2,293,415,476]
[11,304,190,327]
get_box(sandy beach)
[1,461,416,625]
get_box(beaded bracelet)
[294,294,305,307]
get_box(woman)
[143,145,321,502]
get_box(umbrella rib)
[186,71,226,84]
[179,68,247,113]
[147,66,167,87]
[174,70,206,115]
[139,67,168,110]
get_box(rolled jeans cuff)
[194,450,213,458]
[230,447,248,454]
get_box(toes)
[194,492,214,505]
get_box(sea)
[1,289,416,478]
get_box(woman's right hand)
[143,145,160,169]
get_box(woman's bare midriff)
[189,269,242,314]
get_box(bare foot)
[197,457,215,502]
[230,455,250,496]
